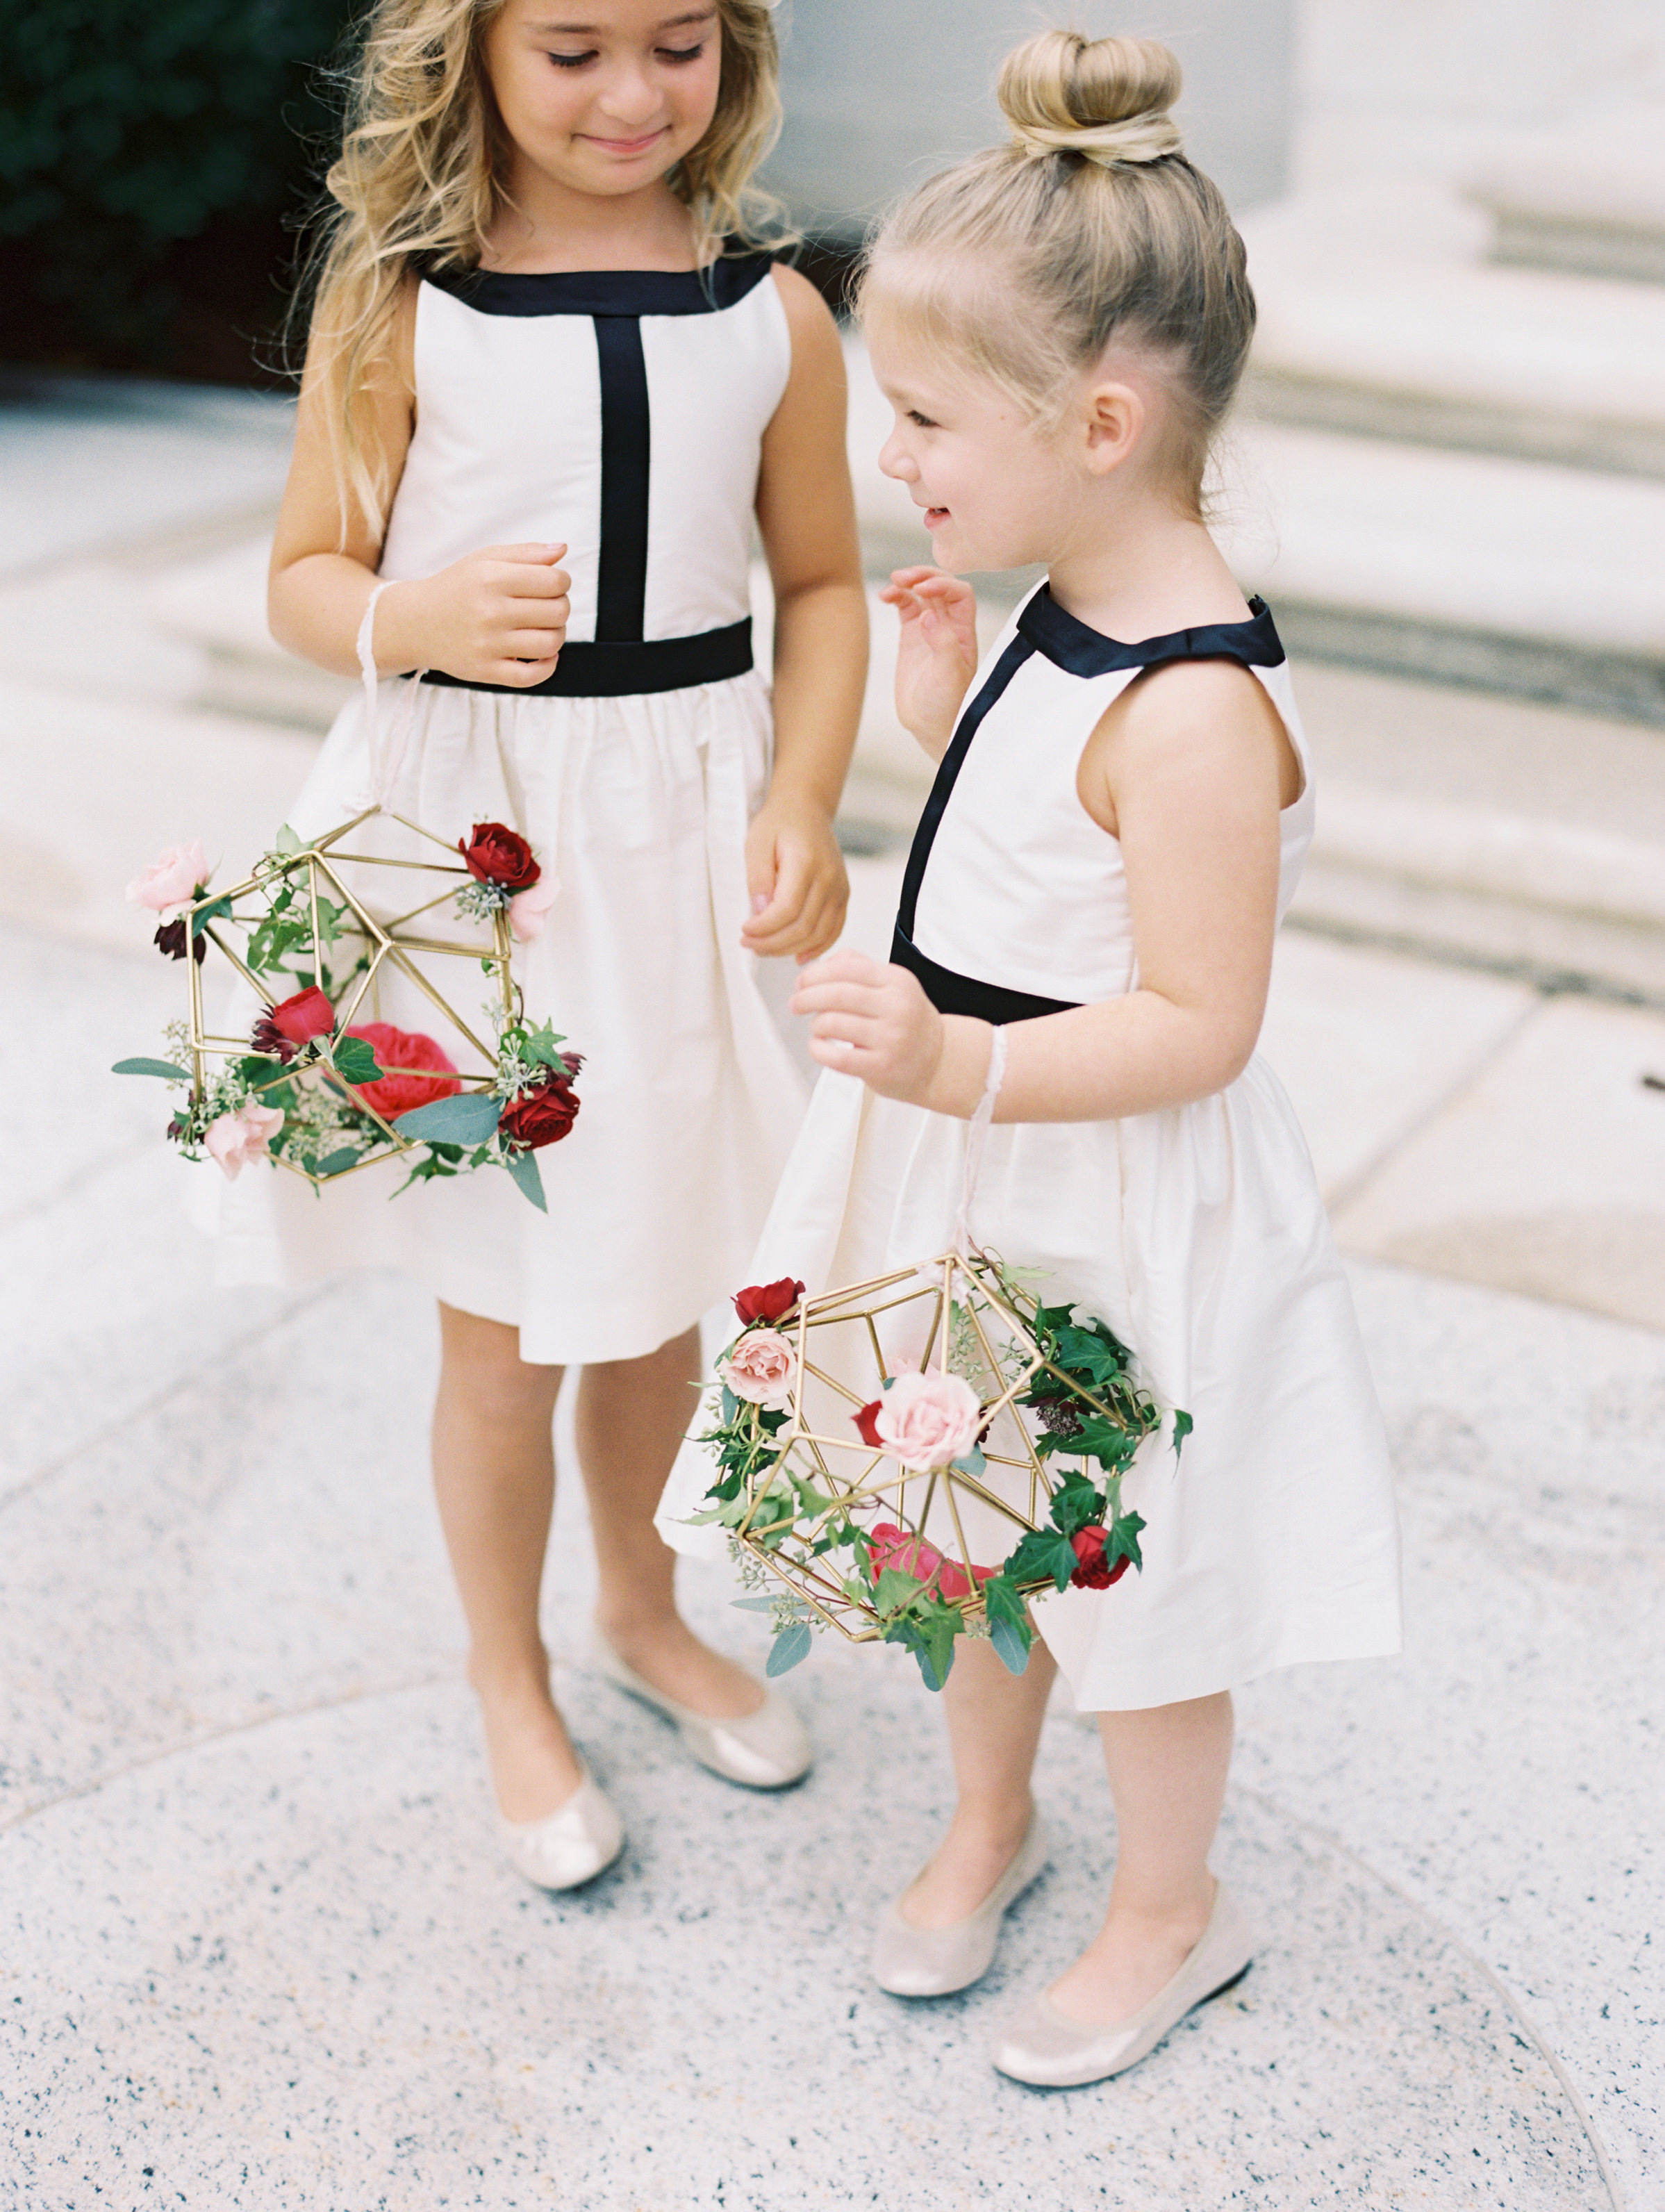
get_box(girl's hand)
[742,795,850,963]
[790,950,945,1099]
[381,544,570,686]
[879,567,979,759]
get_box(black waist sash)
[420,616,753,700]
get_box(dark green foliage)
[3,0,363,371]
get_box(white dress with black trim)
[658,582,1404,1712]
[206,255,809,1364]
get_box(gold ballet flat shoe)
[991,1881,1252,2086]
[590,1628,813,1790]
[498,1768,624,1892]
[871,1807,1048,1997]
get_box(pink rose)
[204,1100,284,1181]
[508,876,559,943]
[126,841,210,916]
[718,1328,797,1410]
[873,1369,982,1469]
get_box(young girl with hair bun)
[673,27,1403,2082]
[226,0,868,1890]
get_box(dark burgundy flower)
[165,1112,188,1144]
[1069,1525,1131,1591]
[251,984,336,1063]
[734,1277,804,1326]
[153,916,205,965]
[459,821,540,892]
[498,1062,581,1150]
[853,1398,884,1449]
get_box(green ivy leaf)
[1171,1409,1193,1455]
[273,825,301,855]
[329,1034,383,1084]
[518,1019,572,1073]
[873,1566,922,1617]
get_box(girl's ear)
[1080,380,1145,477]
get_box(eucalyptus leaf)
[393,1093,502,1144]
[989,1615,1032,1676]
[950,1443,986,1478]
[729,1596,784,1612]
[313,1146,363,1178]
[504,1146,547,1212]
[112,1057,190,1080]
[765,1621,812,1676]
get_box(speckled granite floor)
[2,919,1660,2211]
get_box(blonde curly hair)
[301,0,787,532]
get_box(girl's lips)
[925,507,950,528]
[584,127,669,157]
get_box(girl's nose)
[879,431,918,484]
[597,65,663,129]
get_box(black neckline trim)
[1018,584,1285,675]
[419,251,774,319]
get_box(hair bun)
[999,29,1184,169]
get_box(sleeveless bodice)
[379,254,789,693]
[893,584,1313,1021]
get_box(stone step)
[1468,128,1665,285]
[1218,421,1665,725]
[1239,188,1665,477]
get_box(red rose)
[498,1062,582,1150]
[459,821,540,892]
[344,1023,461,1121]
[734,1277,804,1326]
[853,1398,884,1449]
[251,984,336,1061]
[1069,1525,1131,1591]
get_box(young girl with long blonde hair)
[665,27,1400,2083]
[222,0,866,1890]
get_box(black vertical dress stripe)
[591,315,652,643]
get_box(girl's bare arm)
[268,279,570,686]
[743,263,868,962]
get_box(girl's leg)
[577,1325,765,1719]
[431,1301,583,1823]
[897,1633,1059,1925]
[1048,1691,1234,2024]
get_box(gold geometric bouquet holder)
[115,806,579,1210]
[693,1250,1182,1690]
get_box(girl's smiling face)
[868,317,1070,577]
[484,0,723,201]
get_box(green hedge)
[3,0,364,373]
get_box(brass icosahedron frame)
[727,1249,1138,1641]
[181,804,517,1187]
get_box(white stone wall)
[766,0,1296,227]
[1293,0,1665,193]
